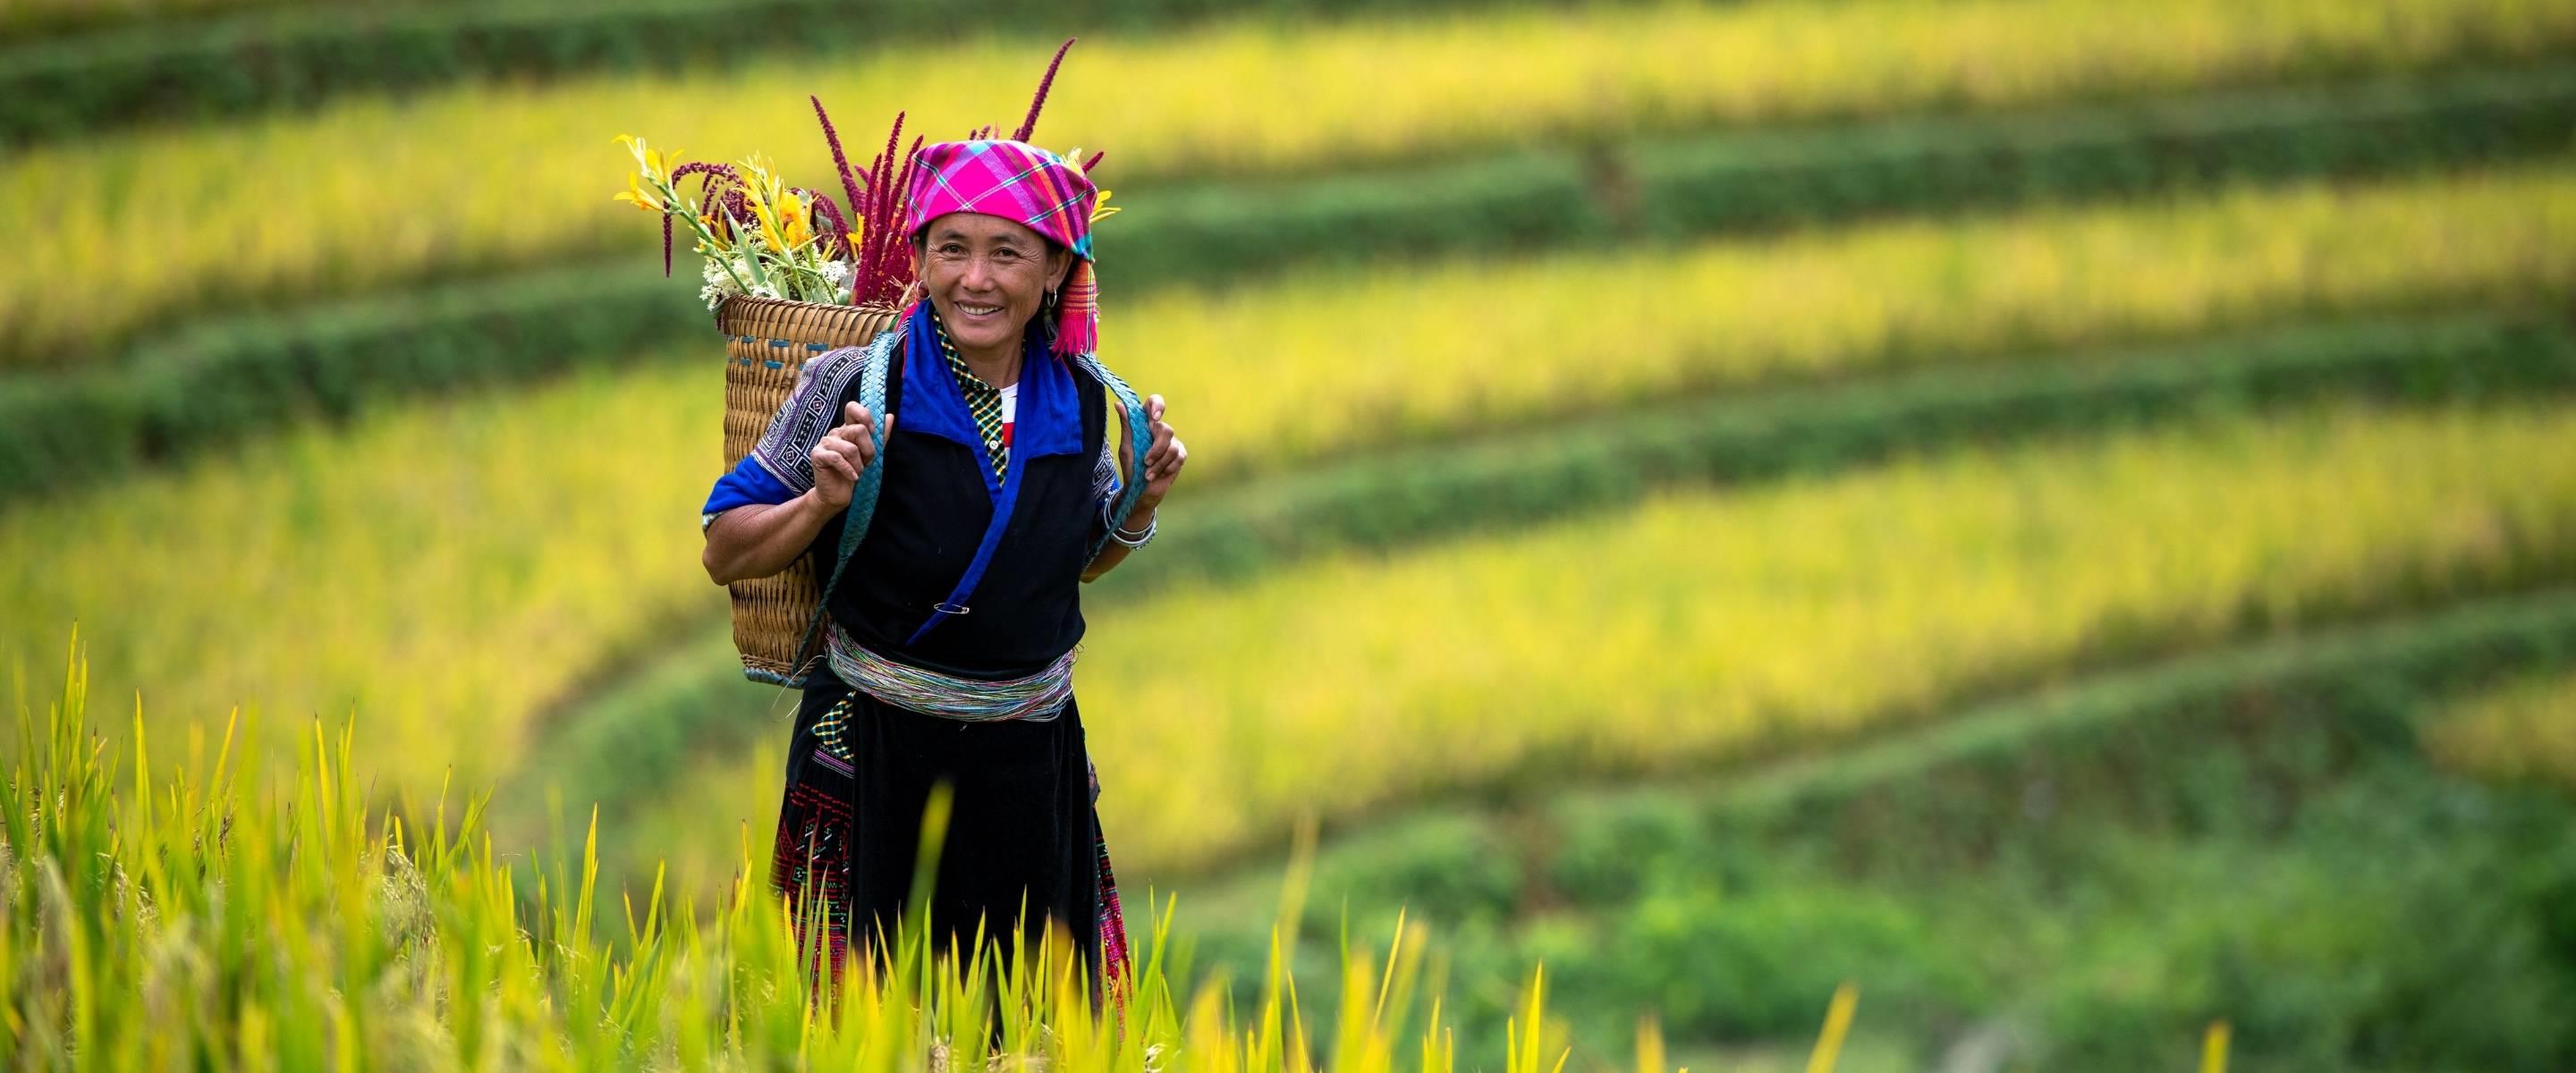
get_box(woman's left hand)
[1134,393,1186,509]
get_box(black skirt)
[768,669,1131,993]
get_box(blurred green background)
[8,0,2576,1068]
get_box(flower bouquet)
[614,41,1106,680]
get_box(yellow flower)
[1089,189,1122,224]
[612,172,662,214]
[775,191,812,249]
[614,133,653,175]
[742,195,784,253]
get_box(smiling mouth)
[956,301,1004,318]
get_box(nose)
[959,255,997,293]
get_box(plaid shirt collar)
[928,304,1010,477]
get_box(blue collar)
[896,300,1085,503]
[892,300,1087,646]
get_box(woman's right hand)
[809,402,886,510]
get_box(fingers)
[1144,424,1174,469]
[814,435,862,466]
[809,442,860,488]
[822,403,880,468]
[1142,395,1175,469]
[831,403,876,442]
[1122,395,1182,490]
[811,434,869,479]
[1147,437,1188,485]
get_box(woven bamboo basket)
[716,294,903,683]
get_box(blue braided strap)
[1073,352,1155,562]
[768,330,897,688]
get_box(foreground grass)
[618,400,2576,882]
[11,0,2571,362]
[0,647,1596,1072]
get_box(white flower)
[696,254,749,309]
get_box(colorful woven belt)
[824,620,1076,723]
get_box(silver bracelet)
[1107,511,1157,549]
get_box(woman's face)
[914,212,1072,359]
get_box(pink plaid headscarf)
[904,139,1102,356]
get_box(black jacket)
[807,337,1111,680]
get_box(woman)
[697,139,1184,993]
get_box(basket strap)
[1076,352,1156,562]
[784,333,896,684]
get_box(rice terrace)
[4,0,2574,1069]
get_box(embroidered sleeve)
[1091,435,1121,503]
[699,343,873,529]
[1090,431,1128,534]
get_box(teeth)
[960,304,1002,316]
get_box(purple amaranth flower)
[1084,150,1105,173]
[719,188,753,241]
[672,161,738,202]
[868,135,926,305]
[809,96,870,244]
[1013,38,1076,143]
[860,111,908,303]
[658,161,741,273]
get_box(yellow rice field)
[617,401,2576,884]
[5,164,2570,803]
[1116,164,2575,477]
[10,0,2570,363]
[0,367,729,797]
[2425,668,2576,787]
